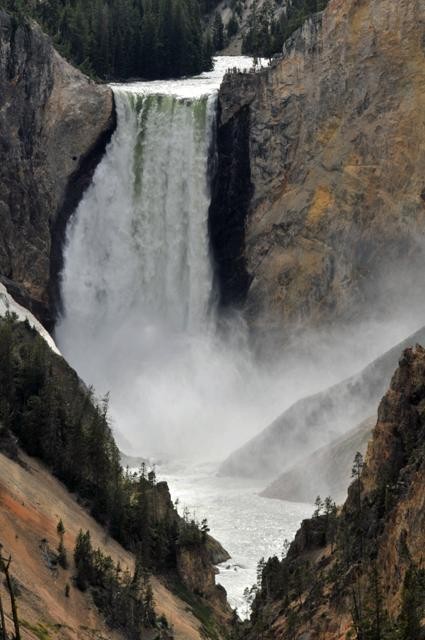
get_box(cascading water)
[55,61,313,613]
[57,58,365,460]
[56,57,287,460]
[58,90,215,359]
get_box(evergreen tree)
[227,13,238,38]
[1,0,213,80]
[56,519,68,569]
[212,11,224,51]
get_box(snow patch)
[0,283,60,355]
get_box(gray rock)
[0,11,115,328]
[261,416,374,504]
[219,324,425,480]
[212,0,425,340]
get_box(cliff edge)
[211,0,425,340]
[0,10,115,328]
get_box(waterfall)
[56,59,289,459]
[57,79,252,458]
[58,91,215,340]
[55,58,386,462]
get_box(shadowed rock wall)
[0,11,115,328]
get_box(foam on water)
[161,461,311,618]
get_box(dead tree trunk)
[0,588,7,640]
[0,555,20,640]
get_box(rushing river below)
[161,462,312,618]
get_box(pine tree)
[212,11,224,51]
[56,519,68,569]
[74,530,93,591]
[227,13,239,38]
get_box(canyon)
[245,345,425,639]
[0,0,425,637]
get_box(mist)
[55,75,425,466]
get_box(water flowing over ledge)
[55,57,284,459]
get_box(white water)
[56,56,418,459]
[161,461,311,618]
[0,283,60,354]
[55,56,313,614]
[56,56,296,460]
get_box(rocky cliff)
[0,309,232,639]
[0,11,115,329]
[220,324,425,481]
[211,0,425,339]
[260,415,374,504]
[244,344,425,639]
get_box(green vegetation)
[0,313,218,635]
[21,622,51,640]
[73,529,162,637]
[56,519,69,570]
[170,579,221,640]
[246,447,425,640]
[242,0,329,59]
[0,0,214,80]
[0,314,208,567]
[226,13,239,39]
[212,11,224,51]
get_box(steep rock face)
[0,450,209,640]
[209,99,253,307]
[246,345,425,639]
[213,0,425,336]
[260,415,374,503]
[219,324,425,480]
[0,11,115,328]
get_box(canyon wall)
[0,11,115,328]
[245,344,425,638]
[220,323,425,480]
[212,0,425,339]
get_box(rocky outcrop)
[177,546,218,597]
[176,545,232,632]
[245,344,425,639]
[206,535,231,565]
[0,11,115,329]
[219,324,425,480]
[212,0,425,339]
[261,415,374,504]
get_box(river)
[161,461,311,617]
